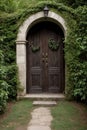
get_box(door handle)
[46,53,48,57]
[42,52,48,65]
[42,53,48,58]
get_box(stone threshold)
[33,101,57,106]
[18,93,65,101]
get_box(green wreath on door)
[48,38,60,51]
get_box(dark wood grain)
[26,21,65,93]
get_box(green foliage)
[0,56,8,113]
[31,46,40,52]
[0,88,8,113]
[48,39,60,51]
[0,66,8,113]
[0,23,17,64]
[6,65,18,100]
[0,50,4,65]
[0,64,18,113]
[65,5,87,101]
[0,0,17,13]
[59,0,87,8]
[0,50,18,112]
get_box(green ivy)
[65,5,87,102]
[0,88,8,113]
[6,65,18,100]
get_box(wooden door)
[26,22,65,93]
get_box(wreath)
[48,39,60,51]
[31,45,40,52]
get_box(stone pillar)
[16,41,27,95]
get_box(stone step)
[33,101,57,106]
[18,94,65,101]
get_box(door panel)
[31,67,42,93]
[49,67,60,92]
[26,22,64,93]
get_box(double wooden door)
[26,22,65,93]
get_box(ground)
[51,101,87,130]
[0,100,33,130]
[0,100,87,130]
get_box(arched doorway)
[16,11,67,95]
[26,21,65,93]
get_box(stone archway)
[16,11,67,95]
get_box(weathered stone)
[27,126,51,130]
[33,101,57,106]
[22,94,65,100]
[16,11,67,94]
[27,107,52,130]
